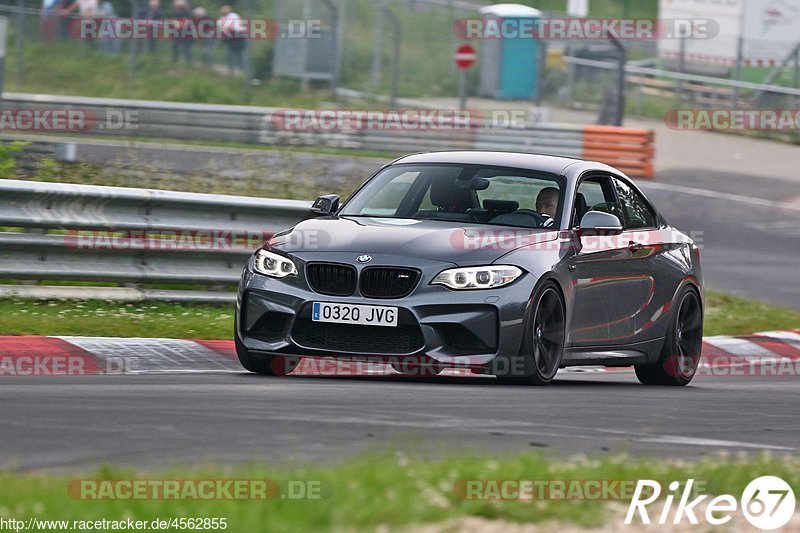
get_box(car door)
[611,176,673,344]
[568,173,652,347]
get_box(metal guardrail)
[564,56,800,98]
[0,180,311,292]
[1,92,655,177]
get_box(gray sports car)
[235,151,704,385]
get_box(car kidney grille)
[291,319,424,354]
[360,268,420,299]
[307,263,357,296]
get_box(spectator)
[77,0,98,46]
[171,0,193,64]
[77,0,97,17]
[137,0,163,52]
[41,0,60,42]
[192,6,214,66]
[54,0,78,40]
[96,0,120,54]
[217,4,245,75]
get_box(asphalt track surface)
[2,371,799,472]
[639,169,800,310]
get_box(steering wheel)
[489,209,550,228]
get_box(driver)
[535,187,558,227]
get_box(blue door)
[499,18,539,100]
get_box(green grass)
[8,139,387,199]
[704,290,800,337]
[0,452,795,532]
[6,41,330,107]
[0,300,233,339]
[0,290,797,340]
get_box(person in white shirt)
[77,0,97,16]
[217,5,245,74]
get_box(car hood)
[269,216,560,266]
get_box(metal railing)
[0,179,311,300]
[563,56,800,109]
[1,92,655,177]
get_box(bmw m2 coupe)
[235,151,704,385]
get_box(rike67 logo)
[625,476,796,530]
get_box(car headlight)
[431,265,522,290]
[254,249,297,278]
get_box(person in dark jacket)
[171,0,193,63]
[137,0,163,52]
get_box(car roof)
[390,151,589,175]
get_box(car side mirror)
[578,210,623,236]
[310,194,340,216]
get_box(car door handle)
[628,241,643,252]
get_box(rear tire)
[635,286,703,386]
[498,281,565,386]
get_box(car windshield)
[340,164,564,229]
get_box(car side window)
[573,176,623,227]
[614,179,658,229]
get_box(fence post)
[608,34,626,127]
[0,17,6,107]
[242,0,253,102]
[371,0,385,89]
[794,48,799,107]
[733,35,743,107]
[14,0,23,86]
[384,5,400,108]
[320,0,340,100]
[677,35,686,103]
[128,0,139,93]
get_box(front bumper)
[235,254,537,368]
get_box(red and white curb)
[0,331,799,377]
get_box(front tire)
[635,286,703,386]
[498,281,566,386]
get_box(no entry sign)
[454,44,477,70]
